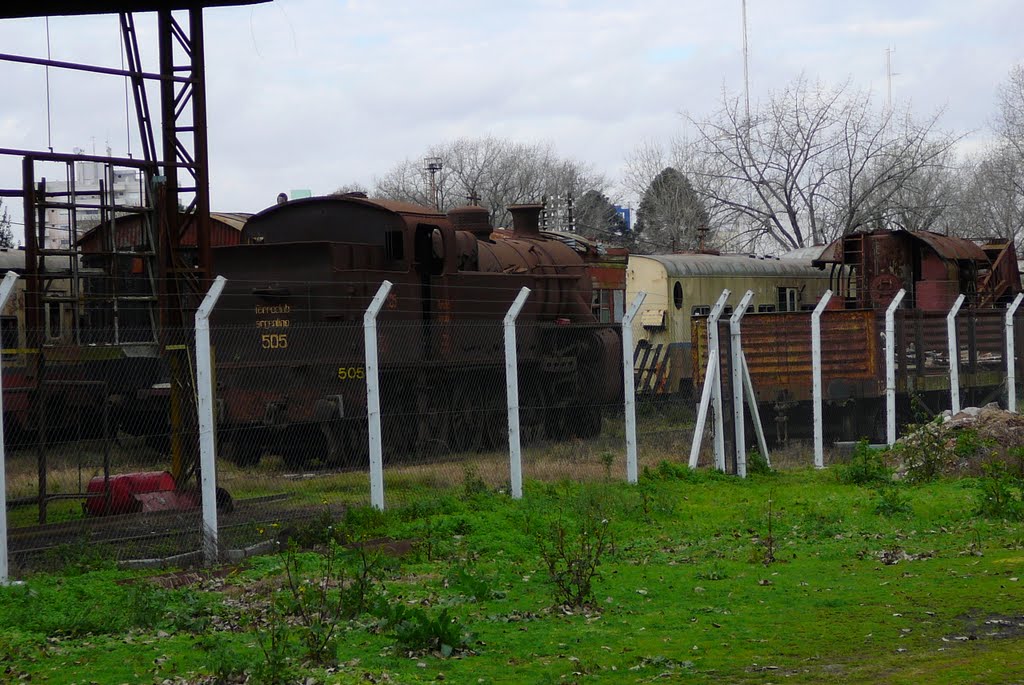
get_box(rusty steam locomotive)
[210,195,621,467]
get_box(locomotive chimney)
[447,205,493,238]
[509,204,544,237]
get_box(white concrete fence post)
[885,289,907,446]
[622,291,647,484]
[730,290,755,478]
[0,271,20,584]
[689,289,730,470]
[947,294,966,415]
[504,287,531,499]
[1006,293,1024,413]
[811,290,833,469]
[195,275,227,567]
[364,280,393,511]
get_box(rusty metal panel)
[693,310,881,404]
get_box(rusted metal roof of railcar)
[634,253,825,278]
[813,229,988,266]
[0,1,267,19]
[908,230,988,261]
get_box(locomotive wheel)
[220,427,263,467]
[277,425,323,469]
[573,406,602,439]
[449,388,482,453]
[343,417,369,468]
[518,382,546,444]
[544,407,572,441]
[382,394,417,459]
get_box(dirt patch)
[118,565,241,589]
[946,612,1024,641]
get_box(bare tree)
[331,182,369,196]
[373,136,606,228]
[950,149,1024,246]
[679,75,960,251]
[996,64,1024,174]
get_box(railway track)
[7,493,331,564]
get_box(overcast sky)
[0,0,1021,238]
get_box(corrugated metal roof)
[634,253,826,278]
[76,211,251,245]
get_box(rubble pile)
[891,403,1024,479]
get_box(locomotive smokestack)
[509,204,544,237]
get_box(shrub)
[536,495,612,608]
[975,463,1024,520]
[873,486,912,517]
[837,441,891,485]
[747,450,773,476]
[385,605,470,657]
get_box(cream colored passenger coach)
[626,253,831,396]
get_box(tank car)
[210,195,621,467]
[692,229,1022,443]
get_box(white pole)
[730,290,755,478]
[504,287,530,499]
[811,290,833,468]
[195,275,227,567]
[885,289,906,445]
[364,280,393,510]
[0,271,20,584]
[947,294,966,415]
[689,290,730,469]
[622,291,647,484]
[1006,293,1024,413]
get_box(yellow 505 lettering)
[260,333,288,349]
[338,366,365,380]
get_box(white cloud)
[0,0,1021,225]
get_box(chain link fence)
[3,283,1022,577]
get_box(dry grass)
[4,405,838,530]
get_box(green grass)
[2,467,1023,684]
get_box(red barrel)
[84,471,176,516]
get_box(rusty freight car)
[693,229,1022,442]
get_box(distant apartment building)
[41,149,144,249]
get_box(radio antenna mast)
[742,0,750,121]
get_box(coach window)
[691,305,711,317]
[1,316,17,359]
[673,282,683,310]
[758,304,777,313]
[777,287,798,312]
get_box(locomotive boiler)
[210,195,621,467]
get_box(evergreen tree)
[633,167,710,253]
[0,200,15,249]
